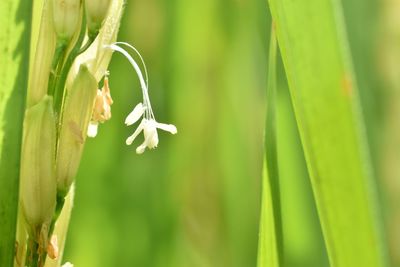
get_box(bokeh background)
[65,0,267,266]
[63,0,400,266]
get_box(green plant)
[257,0,388,266]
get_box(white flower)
[126,117,177,154]
[62,262,74,267]
[105,42,177,154]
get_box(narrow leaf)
[268,0,386,266]
[0,1,32,266]
[257,27,281,267]
[277,82,329,267]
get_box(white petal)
[136,142,147,154]
[147,130,159,149]
[125,103,144,126]
[155,122,177,134]
[87,122,99,138]
[62,263,73,267]
[126,120,144,145]
[143,120,159,148]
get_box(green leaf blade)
[0,1,32,266]
[257,28,281,267]
[268,0,386,266]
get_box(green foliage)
[0,0,385,266]
[276,80,329,267]
[258,27,329,267]
[0,0,32,266]
[0,0,395,266]
[267,0,387,266]
[257,28,280,267]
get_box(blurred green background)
[65,0,267,266]
[63,0,400,266]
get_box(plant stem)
[53,15,86,122]
[53,14,98,129]
[26,236,39,267]
[48,193,66,240]
[47,42,67,96]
